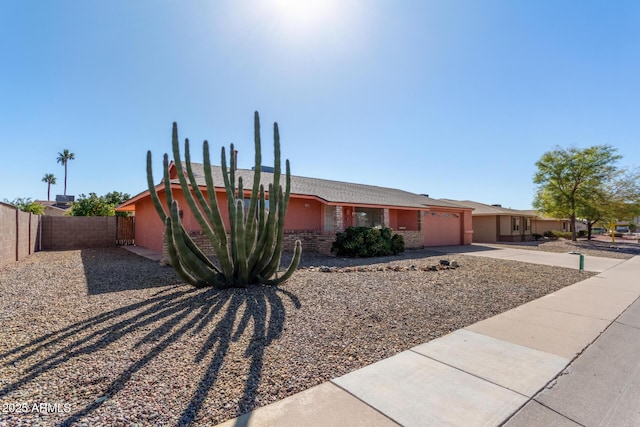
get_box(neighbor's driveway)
[431,244,625,273]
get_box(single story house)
[519,210,573,235]
[440,200,536,243]
[36,200,72,216]
[117,162,473,256]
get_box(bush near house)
[543,230,573,240]
[331,226,405,257]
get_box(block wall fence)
[0,211,124,267]
[0,203,40,267]
[40,216,117,250]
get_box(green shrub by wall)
[331,226,405,257]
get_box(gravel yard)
[1,247,595,426]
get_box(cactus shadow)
[0,278,300,426]
[81,248,183,294]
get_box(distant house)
[519,210,573,235]
[441,200,535,243]
[36,200,72,217]
[117,162,473,255]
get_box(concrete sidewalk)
[121,245,163,262]
[216,254,640,427]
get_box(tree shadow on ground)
[0,280,300,426]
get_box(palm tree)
[56,149,75,196]
[41,173,57,201]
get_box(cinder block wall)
[41,216,117,250]
[0,205,18,266]
[0,204,41,267]
[17,210,32,260]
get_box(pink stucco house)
[117,162,473,255]
[441,200,537,243]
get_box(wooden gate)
[116,216,135,246]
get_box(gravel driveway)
[1,247,593,426]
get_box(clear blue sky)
[2,1,638,209]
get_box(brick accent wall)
[335,206,344,232]
[396,230,423,249]
[161,229,338,265]
[283,230,335,255]
[40,216,117,250]
[0,204,40,267]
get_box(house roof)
[519,210,569,221]
[36,200,72,209]
[182,164,465,209]
[119,163,469,211]
[439,199,534,216]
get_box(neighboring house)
[441,200,535,243]
[36,200,72,216]
[117,162,473,255]
[519,210,572,235]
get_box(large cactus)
[146,112,302,288]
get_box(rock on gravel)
[1,247,593,426]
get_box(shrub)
[331,226,405,257]
[577,230,587,237]
[543,230,572,239]
[532,233,544,241]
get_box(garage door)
[423,211,462,246]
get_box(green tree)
[533,145,621,241]
[104,191,131,217]
[70,191,132,216]
[41,173,57,201]
[103,191,131,206]
[603,168,640,226]
[56,149,75,195]
[4,198,45,215]
[71,193,115,216]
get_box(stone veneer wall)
[395,230,423,249]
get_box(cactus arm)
[170,135,228,272]
[234,199,249,286]
[164,218,204,287]
[250,183,279,278]
[261,186,286,278]
[146,150,167,222]
[202,140,229,247]
[183,138,235,280]
[257,239,301,286]
[245,112,262,249]
[169,201,226,287]
[220,144,239,271]
[183,138,214,224]
[262,161,293,278]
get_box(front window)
[354,208,383,228]
[512,217,520,232]
[525,218,531,231]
